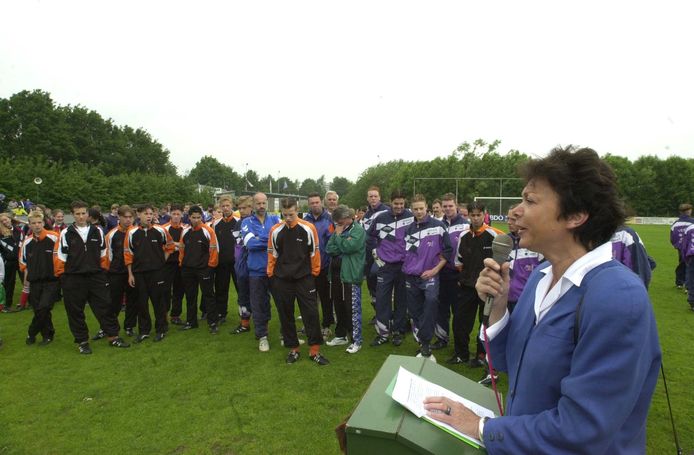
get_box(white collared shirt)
[483,241,613,340]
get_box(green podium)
[345,355,498,454]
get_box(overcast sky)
[1,0,692,183]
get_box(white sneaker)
[416,352,437,363]
[258,336,269,352]
[346,343,362,354]
[326,336,349,346]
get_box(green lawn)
[0,224,691,454]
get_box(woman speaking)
[424,146,661,454]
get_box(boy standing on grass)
[268,198,329,365]
[54,200,130,354]
[20,211,60,346]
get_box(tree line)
[0,90,690,216]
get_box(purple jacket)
[612,226,655,289]
[363,202,389,251]
[670,215,694,250]
[368,208,413,264]
[402,215,451,276]
[508,232,543,302]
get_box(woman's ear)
[566,211,589,230]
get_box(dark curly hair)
[520,145,625,251]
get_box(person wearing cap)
[670,203,694,289]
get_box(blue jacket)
[367,208,413,264]
[484,260,661,454]
[241,212,280,277]
[303,209,334,270]
[402,215,451,276]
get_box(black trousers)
[27,280,58,339]
[134,269,168,335]
[163,261,185,318]
[62,272,119,343]
[452,285,486,360]
[214,261,236,318]
[330,271,353,339]
[271,275,322,349]
[108,272,138,331]
[2,260,19,307]
[315,267,334,328]
[182,267,216,326]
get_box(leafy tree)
[187,155,243,190]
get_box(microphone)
[482,234,514,327]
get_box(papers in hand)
[390,366,495,448]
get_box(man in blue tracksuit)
[303,192,335,338]
[241,192,280,351]
[361,186,389,314]
[368,189,413,347]
[403,195,451,359]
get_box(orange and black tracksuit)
[162,221,187,319]
[124,225,174,335]
[105,225,138,332]
[453,223,505,362]
[212,215,238,321]
[267,218,323,352]
[179,223,219,326]
[54,224,120,344]
[20,230,59,340]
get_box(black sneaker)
[430,339,448,350]
[78,342,92,355]
[446,355,466,365]
[392,333,404,346]
[370,336,389,347]
[419,343,432,358]
[209,324,219,335]
[110,337,131,348]
[180,322,198,331]
[39,337,53,346]
[125,328,135,337]
[286,350,300,364]
[135,334,150,343]
[170,317,184,326]
[154,332,166,342]
[230,324,250,334]
[91,330,106,341]
[26,335,36,345]
[309,353,330,366]
[468,358,485,368]
[478,373,499,386]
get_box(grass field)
[0,224,692,454]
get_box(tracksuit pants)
[214,261,236,319]
[182,266,216,326]
[331,273,362,345]
[686,257,694,308]
[134,269,168,335]
[235,273,251,321]
[405,275,439,346]
[249,276,273,338]
[163,261,184,319]
[2,260,19,308]
[453,285,486,360]
[108,272,138,331]
[27,280,58,339]
[61,272,119,344]
[315,267,334,329]
[271,275,322,349]
[676,251,687,287]
[374,262,407,337]
[435,277,461,344]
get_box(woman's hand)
[423,396,482,439]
